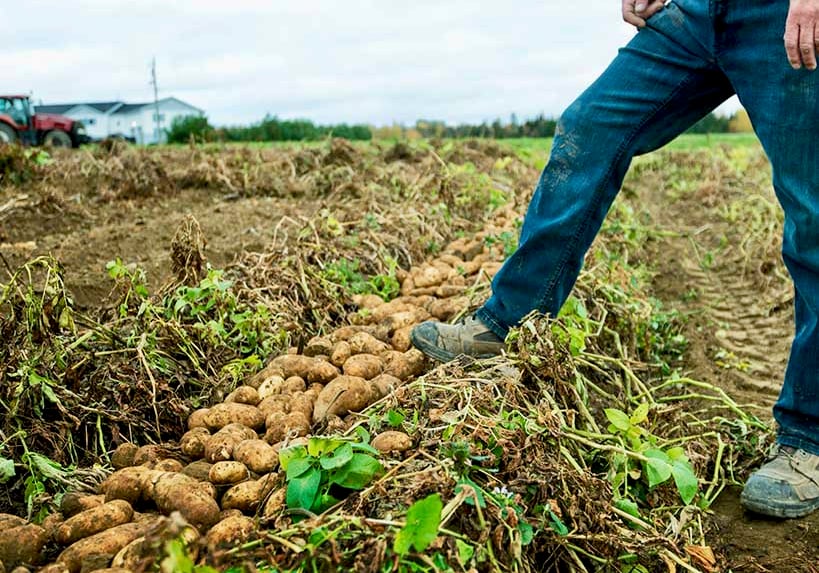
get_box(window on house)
[81,118,97,125]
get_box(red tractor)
[0,95,89,148]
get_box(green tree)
[166,115,214,143]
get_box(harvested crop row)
[9,231,508,572]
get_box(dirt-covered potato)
[180,427,211,459]
[390,325,413,352]
[110,443,139,470]
[307,360,339,385]
[371,431,413,453]
[382,309,430,334]
[261,488,287,520]
[342,354,383,380]
[0,514,26,530]
[59,494,105,519]
[384,349,426,381]
[313,375,374,422]
[204,403,265,432]
[284,411,311,437]
[152,472,220,530]
[187,408,210,430]
[225,385,260,406]
[204,424,257,462]
[233,439,278,474]
[371,374,401,399]
[100,467,148,505]
[36,564,70,573]
[206,515,255,551]
[246,361,285,390]
[258,395,290,418]
[181,460,213,482]
[303,336,334,357]
[208,461,250,485]
[132,445,166,466]
[288,393,315,421]
[270,354,315,379]
[330,341,352,367]
[55,500,134,546]
[220,480,263,513]
[42,512,65,541]
[349,332,389,356]
[257,375,285,400]
[283,376,307,394]
[428,296,468,321]
[352,293,385,310]
[0,524,47,569]
[57,521,150,573]
[412,265,448,288]
[154,458,184,473]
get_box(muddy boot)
[740,445,819,518]
[410,315,505,362]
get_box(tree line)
[166,111,750,144]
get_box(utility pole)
[150,57,161,143]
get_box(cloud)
[5,1,738,126]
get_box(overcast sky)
[3,1,739,127]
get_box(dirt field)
[1,139,816,572]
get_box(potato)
[100,467,148,505]
[435,284,466,298]
[428,297,468,321]
[284,411,311,437]
[412,265,448,288]
[55,500,133,546]
[112,522,197,571]
[208,461,250,485]
[283,376,307,394]
[264,411,288,431]
[342,354,383,380]
[261,487,287,520]
[480,261,503,278]
[154,459,184,473]
[0,524,46,569]
[152,472,220,529]
[246,361,285,389]
[181,460,213,482]
[270,355,315,379]
[220,480,262,513]
[303,336,334,357]
[288,393,315,422]
[0,514,26,530]
[187,408,210,430]
[330,325,379,343]
[306,360,339,385]
[258,395,290,418]
[371,374,401,399]
[384,349,426,381]
[206,515,255,551]
[257,375,285,400]
[42,512,64,541]
[180,427,211,459]
[330,341,352,367]
[132,445,165,466]
[204,424,257,463]
[391,325,413,352]
[110,443,138,470]
[57,522,150,573]
[371,431,413,453]
[225,385,260,406]
[36,564,70,573]
[351,294,385,310]
[59,494,105,519]
[233,440,278,474]
[219,509,244,521]
[313,376,374,423]
[382,309,430,334]
[204,403,265,432]
[349,332,389,356]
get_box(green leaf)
[350,441,380,455]
[671,459,699,504]
[455,476,486,508]
[629,403,649,425]
[456,539,475,566]
[605,408,631,432]
[666,446,688,462]
[614,498,641,520]
[319,443,353,470]
[279,445,307,472]
[0,458,15,484]
[387,410,405,427]
[330,453,382,489]
[308,437,343,457]
[285,456,313,480]
[547,509,569,536]
[644,449,672,488]
[394,494,443,555]
[286,467,321,511]
[312,492,341,513]
[518,521,535,546]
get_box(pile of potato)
[1,233,508,573]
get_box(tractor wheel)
[0,123,17,145]
[44,130,72,148]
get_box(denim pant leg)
[718,1,819,454]
[477,1,734,337]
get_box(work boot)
[740,445,819,518]
[410,315,505,362]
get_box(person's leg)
[717,0,819,518]
[412,1,735,361]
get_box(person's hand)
[784,0,819,70]
[622,0,665,28]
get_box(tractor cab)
[0,95,88,148]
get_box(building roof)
[112,103,149,114]
[35,98,202,116]
[34,104,76,114]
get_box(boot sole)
[741,493,819,519]
[409,329,499,363]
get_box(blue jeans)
[475,0,819,453]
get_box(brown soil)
[634,148,819,572]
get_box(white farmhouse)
[34,97,203,144]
